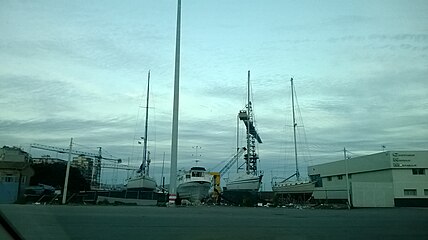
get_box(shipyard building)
[308,151,428,207]
[0,146,34,203]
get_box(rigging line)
[73,142,99,151]
[211,151,237,171]
[281,80,293,178]
[249,78,262,169]
[101,148,119,159]
[293,86,313,165]
[249,77,258,127]
[151,84,157,177]
[132,76,148,165]
[346,150,361,158]
[71,142,96,152]
[283,123,288,177]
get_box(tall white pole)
[344,147,351,209]
[62,138,73,204]
[169,0,181,205]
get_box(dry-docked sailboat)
[176,165,212,202]
[125,71,157,191]
[226,71,263,192]
[272,77,315,194]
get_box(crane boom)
[219,147,246,176]
[30,143,121,162]
[101,163,138,170]
[31,143,98,157]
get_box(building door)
[352,182,394,207]
[0,180,19,203]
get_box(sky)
[1,0,427,190]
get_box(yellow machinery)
[209,172,221,203]
[208,147,247,203]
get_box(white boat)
[272,77,314,195]
[226,172,262,191]
[226,71,263,192]
[126,71,157,192]
[272,180,315,194]
[176,166,212,202]
[126,174,157,191]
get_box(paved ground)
[1,204,427,240]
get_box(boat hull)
[272,181,315,194]
[226,175,262,191]
[126,175,157,191]
[177,181,211,202]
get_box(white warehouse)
[308,151,428,207]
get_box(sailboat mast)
[142,70,150,175]
[246,70,251,173]
[236,113,239,173]
[291,77,300,181]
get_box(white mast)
[142,70,150,175]
[169,0,181,203]
[236,113,239,173]
[291,77,300,181]
[246,70,251,173]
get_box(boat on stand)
[225,71,263,193]
[272,77,315,201]
[125,71,157,192]
[176,165,212,204]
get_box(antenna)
[192,146,202,165]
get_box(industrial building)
[0,146,34,203]
[72,155,95,183]
[308,151,428,207]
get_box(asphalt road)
[1,204,427,240]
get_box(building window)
[310,174,322,187]
[327,176,332,181]
[425,189,428,196]
[337,175,343,180]
[412,168,426,175]
[5,176,15,182]
[404,189,417,196]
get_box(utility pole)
[161,152,165,193]
[62,138,73,204]
[344,147,351,209]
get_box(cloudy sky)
[1,0,427,189]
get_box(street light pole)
[161,152,166,192]
[344,147,351,209]
[62,138,73,204]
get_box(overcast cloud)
[1,0,427,189]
